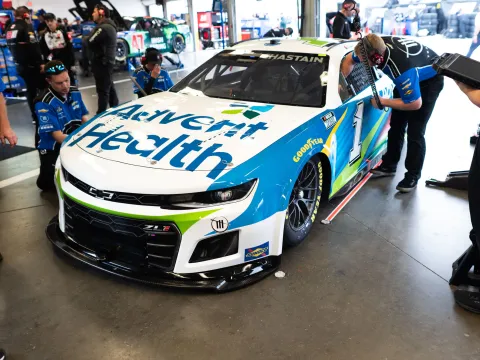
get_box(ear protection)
[97,7,105,17]
[23,12,30,20]
[364,36,384,66]
[343,1,356,10]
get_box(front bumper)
[46,216,280,292]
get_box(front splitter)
[46,216,280,292]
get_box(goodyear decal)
[245,242,269,262]
[293,138,323,163]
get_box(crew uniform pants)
[466,34,480,58]
[36,149,59,191]
[381,75,444,180]
[92,62,119,114]
[469,136,480,250]
[17,65,46,122]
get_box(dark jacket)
[87,18,117,66]
[332,12,353,39]
[5,19,44,68]
[40,27,75,69]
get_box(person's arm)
[39,34,50,61]
[456,81,480,107]
[63,29,76,68]
[81,115,88,123]
[35,102,63,145]
[0,93,18,147]
[340,52,357,78]
[374,68,423,111]
[51,131,67,143]
[164,71,174,89]
[87,25,106,49]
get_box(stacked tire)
[466,13,477,38]
[418,12,438,35]
[445,14,459,38]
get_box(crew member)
[71,17,82,34]
[466,12,480,58]
[87,4,119,114]
[263,27,293,38]
[454,80,480,313]
[35,9,48,36]
[0,76,17,265]
[341,34,444,192]
[34,61,88,191]
[133,48,173,98]
[40,13,77,85]
[5,6,46,128]
[332,0,360,40]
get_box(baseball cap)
[45,60,67,76]
[145,48,162,64]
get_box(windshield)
[170,50,329,108]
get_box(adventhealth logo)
[222,103,274,120]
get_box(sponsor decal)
[38,109,49,113]
[143,225,171,233]
[322,112,337,130]
[221,103,274,120]
[40,115,49,123]
[68,104,270,180]
[151,37,165,44]
[263,54,324,63]
[245,242,269,261]
[293,138,323,163]
[402,83,411,90]
[39,124,54,131]
[404,89,413,96]
[211,217,229,233]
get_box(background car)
[47,37,395,292]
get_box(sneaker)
[0,348,6,360]
[370,165,396,177]
[396,176,418,193]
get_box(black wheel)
[283,157,324,247]
[116,39,129,63]
[172,34,186,54]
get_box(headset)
[363,36,385,66]
[95,5,105,17]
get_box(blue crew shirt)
[35,86,89,151]
[133,65,174,97]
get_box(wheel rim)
[173,36,185,53]
[117,42,127,58]
[288,161,320,231]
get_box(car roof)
[228,37,358,55]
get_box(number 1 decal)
[349,101,364,165]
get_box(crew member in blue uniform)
[341,34,444,193]
[133,48,174,98]
[35,60,89,191]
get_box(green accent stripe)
[56,170,64,200]
[63,193,219,235]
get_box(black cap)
[43,13,56,21]
[145,48,162,64]
[45,60,67,77]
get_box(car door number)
[349,101,364,165]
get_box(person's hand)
[455,80,474,94]
[371,96,384,109]
[474,36,478,44]
[151,64,161,79]
[0,126,18,148]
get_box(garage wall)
[12,0,147,20]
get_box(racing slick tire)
[172,33,186,54]
[283,156,324,247]
[116,39,129,64]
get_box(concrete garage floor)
[2,42,480,359]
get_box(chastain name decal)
[68,104,270,180]
[293,138,323,163]
[264,54,324,63]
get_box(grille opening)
[64,196,181,271]
[189,231,239,263]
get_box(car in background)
[68,0,189,65]
[47,37,395,292]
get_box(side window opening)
[338,51,372,103]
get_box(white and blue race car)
[47,37,395,291]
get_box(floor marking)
[78,78,131,91]
[0,168,40,189]
[322,161,382,224]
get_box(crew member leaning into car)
[133,48,174,98]
[35,61,88,191]
[341,34,444,193]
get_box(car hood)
[61,92,324,191]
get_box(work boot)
[396,175,418,193]
[371,164,396,177]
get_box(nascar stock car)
[46,37,395,292]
